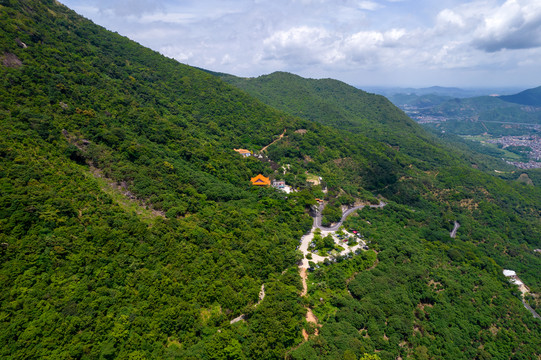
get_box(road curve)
[315,201,386,231]
[450,221,460,238]
[522,299,541,320]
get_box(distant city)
[376,86,541,170]
[408,110,541,169]
[485,135,541,169]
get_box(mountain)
[386,92,454,108]
[217,71,526,174]
[1,1,540,359]
[217,71,475,169]
[365,85,522,100]
[499,85,541,106]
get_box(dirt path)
[256,284,265,306]
[305,308,318,324]
[261,129,286,152]
[296,201,386,342]
[300,268,308,297]
[230,284,266,324]
[302,308,320,340]
[300,264,321,340]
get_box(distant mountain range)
[499,86,541,107]
[216,71,521,172]
[365,85,523,101]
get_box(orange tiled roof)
[234,148,251,154]
[250,174,271,186]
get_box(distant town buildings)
[485,135,541,169]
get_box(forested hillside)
[218,72,448,165]
[218,71,519,172]
[1,1,540,359]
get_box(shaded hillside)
[499,85,541,106]
[0,1,540,360]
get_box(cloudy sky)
[60,0,541,88]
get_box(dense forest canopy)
[0,1,540,359]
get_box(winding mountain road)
[315,202,386,231]
[298,201,386,269]
[522,299,541,320]
[450,221,460,238]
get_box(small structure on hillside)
[272,180,285,189]
[234,148,252,157]
[251,174,271,186]
[272,179,294,193]
[503,269,529,291]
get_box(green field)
[461,135,526,161]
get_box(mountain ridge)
[499,85,541,106]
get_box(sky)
[59,0,541,88]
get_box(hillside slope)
[500,85,541,106]
[218,71,519,172]
[219,72,452,166]
[0,1,422,358]
[0,1,540,360]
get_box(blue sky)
[60,0,541,88]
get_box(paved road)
[298,202,385,269]
[522,299,541,320]
[450,221,460,238]
[315,202,386,231]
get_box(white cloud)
[160,45,194,63]
[472,0,541,52]
[60,0,541,87]
[436,9,465,29]
[358,1,381,11]
[95,0,165,16]
[263,26,338,65]
[261,26,411,69]
[138,12,197,25]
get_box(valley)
[380,86,541,170]
[474,134,541,169]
